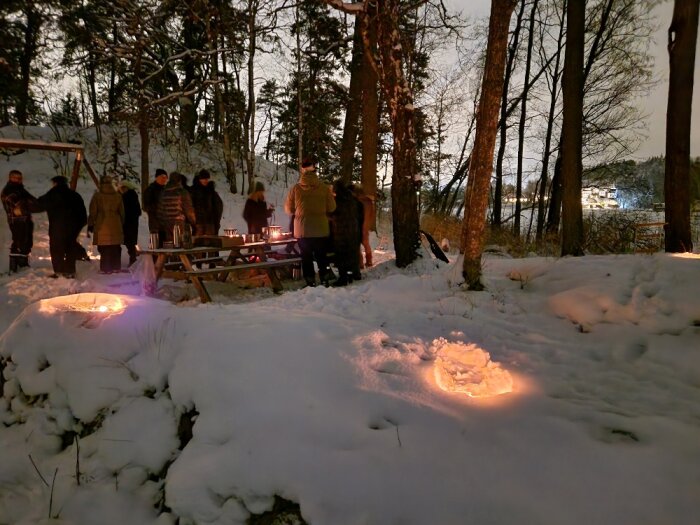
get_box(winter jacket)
[190,180,224,229]
[156,179,196,237]
[331,183,363,254]
[36,183,87,240]
[88,181,125,246]
[121,188,141,246]
[2,182,38,223]
[243,197,273,234]
[143,181,166,232]
[284,171,336,238]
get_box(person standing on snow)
[284,157,336,287]
[190,169,223,237]
[1,170,39,272]
[330,180,363,286]
[119,180,141,266]
[157,171,196,244]
[143,168,168,245]
[243,181,274,234]
[36,175,87,278]
[88,175,125,274]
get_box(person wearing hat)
[1,170,39,272]
[284,157,336,287]
[156,171,196,244]
[88,175,125,274]
[118,180,142,266]
[143,168,168,246]
[191,169,223,237]
[243,180,274,234]
[35,175,87,278]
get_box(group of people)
[284,157,374,288]
[1,166,225,277]
[1,169,142,277]
[143,169,224,251]
[3,161,374,286]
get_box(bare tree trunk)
[134,49,150,196]
[536,0,565,241]
[244,0,258,189]
[296,3,304,170]
[360,10,379,231]
[514,0,539,237]
[87,53,102,145]
[16,4,42,125]
[461,0,518,289]
[493,0,525,229]
[665,0,699,252]
[339,20,364,184]
[560,0,585,256]
[375,0,420,267]
[323,0,419,265]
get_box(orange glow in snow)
[39,293,127,316]
[431,338,513,398]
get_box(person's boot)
[9,255,18,273]
[304,277,317,288]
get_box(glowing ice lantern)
[40,293,127,316]
[431,338,513,398]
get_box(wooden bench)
[164,256,224,269]
[183,257,302,302]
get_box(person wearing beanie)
[143,169,168,245]
[156,171,196,244]
[35,175,87,278]
[1,170,39,272]
[243,180,274,234]
[88,175,125,273]
[191,169,224,236]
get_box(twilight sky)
[454,0,700,159]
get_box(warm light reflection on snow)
[670,253,700,259]
[39,293,127,316]
[431,338,513,398]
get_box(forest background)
[1,0,699,259]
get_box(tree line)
[1,0,697,285]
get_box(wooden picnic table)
[138,237,300,303]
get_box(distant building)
[582,185,619,209]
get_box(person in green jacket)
[285,157,336,287]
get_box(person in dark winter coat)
[156,171,196,244]
[1,170,38,272]
[190,169,223,236]
[88,175,125,274]
[243,181,274,234]
[143,168,168,244]
[330,180,363,286]
[36,175,87,278]
[119,181,142,266]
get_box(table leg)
[254,246,283,293]
[153,254,167,279]
[179,253,212,303]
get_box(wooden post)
[70,150,83,190]
[82,156,100,188]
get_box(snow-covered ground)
[1,128,699,524]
